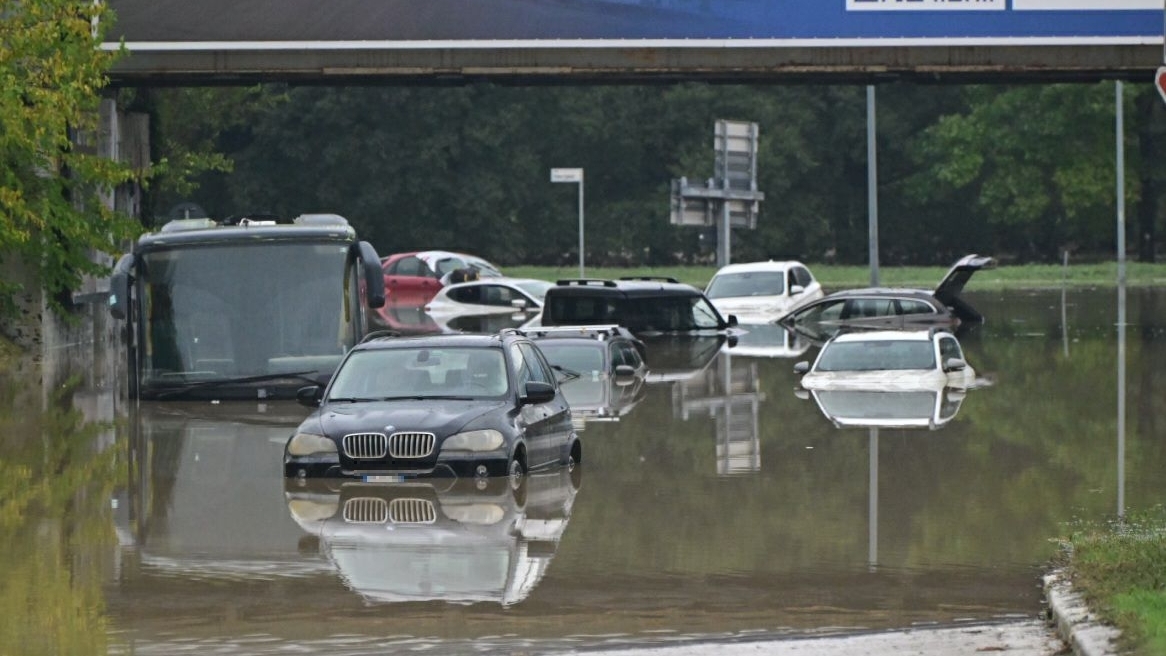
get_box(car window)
[611,342,641,369]
[446,285,481,304]
[546,295,619,325]
[517,342,555,385]
[843,298,896,319]
[392,256,429,277]
[797,299,846,322]
[938,336,963,362]
[898,299,935,315]
[793,266,814,288]
[690,297,723,329]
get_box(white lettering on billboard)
[847,0,1004,10]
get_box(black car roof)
[547,277,703,298]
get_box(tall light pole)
[551,168,585,277]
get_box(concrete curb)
[1044,569,1124,656]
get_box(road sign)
[1157,66,1166,107]
[550,168,583,183]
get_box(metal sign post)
[551,168,585,277]
[670,120,764,268]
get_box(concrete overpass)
[102,0,1165,85]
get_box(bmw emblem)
[384,425,395,433]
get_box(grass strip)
[1065,506,1166,655]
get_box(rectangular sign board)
[106,0,1161,44]
[551,168,583,183]
[103,0,1163,84]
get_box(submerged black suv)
[535,277,737,335]
[284,331,579,482]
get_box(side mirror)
[794,389,810,400]
[523,381,556,404]
[614,364,636,380]
[296,384,324,407]
[944,357,967,372]
[355,241,386,308]
[793,361,810,375]
[108,253,134,320]
[726,314,739,327]
[790,285,805,295]
[510,298,528,310]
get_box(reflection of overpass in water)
[672,351,765,476]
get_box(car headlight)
[442,429,504,452]
[287,432,337,457]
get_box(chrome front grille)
[389,498,436,524]
[343,497,388,523]
[343,432,387,459]
[388,432,435,458]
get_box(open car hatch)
[934,254,995,323]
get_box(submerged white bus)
[109,213,386,400]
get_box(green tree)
[904,83,1128,263]
[0,0,142,317]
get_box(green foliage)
[0,0,142,316]
[0,375,122,656]
[1066,506,1166,655]
[141,80,1163,268]
[907,83,1142,261]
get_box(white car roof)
[711,260,806,275]
[829,329,943,344]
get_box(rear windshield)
[545,294,722,332]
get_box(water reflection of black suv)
[537,277,737,335]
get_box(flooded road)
[4,286,1163,655]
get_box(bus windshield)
[137,241,355,395]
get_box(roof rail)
[294,213,349,226]
[527,324,625,339]
[555,278,618,287]
[359,329,401,343]
[618,276,679,283]
[221,213,283,226]
[159,218,218,233]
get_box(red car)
[381,250,504,307]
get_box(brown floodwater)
[4,286,1163,656]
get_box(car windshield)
[328,347,509,399]
[815,340,936,372]
[536,343,604,375]
[515,280,553,302]
[706,271,785,299]
[136,241,353,392]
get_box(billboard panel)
[105,0,1160,43]
[102,0,1163,83]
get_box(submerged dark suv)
[536,277,737,335]
[284,331,579,482]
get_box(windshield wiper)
[152,371,323,399]
[552,365,582,382]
